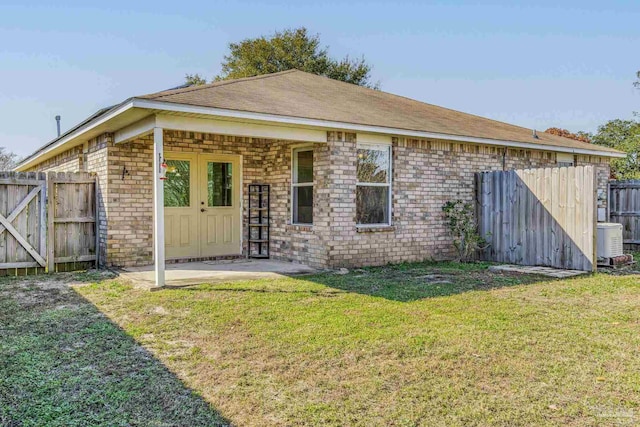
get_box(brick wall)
[26,128,612,269]
[102,131,327,267]
[27,134,111,266]
[85,134,110,266]
[26,146,83,173]
[319,134,611,268]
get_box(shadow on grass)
[296,261,556,302]
[165,261,558,303]
[0,273,230,426]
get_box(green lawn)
[2,262,640,426]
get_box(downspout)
[502,146,508,170]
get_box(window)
[207,162,233,207]
[164,160,190,207]
[292,147,313,224]
[356,144,391,225]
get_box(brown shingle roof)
[138,69,621,155]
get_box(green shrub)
[442,200,489,262]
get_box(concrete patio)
[119,259,317,288]
[488,264,589,278]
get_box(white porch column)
[153,127,165,287]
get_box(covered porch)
[114,112,327,287]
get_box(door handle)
[200,208,206,213]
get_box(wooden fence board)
[47,172,97,273]
[610,180,640,248]
[0,172,47,272]
[0,171,97,275]
[477,166,596,271]
[0,173,6,266]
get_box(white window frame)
[356,143,392,227]
[291,146,314,225]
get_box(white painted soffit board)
[113,114,157,144]
[132,99,626,158]
[153,114,326,143]
[357,133,392,145]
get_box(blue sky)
[1,0,638,157]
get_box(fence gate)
[47,172,98,272]
[0,171,98,275]
[609,180,640,249]
[0,172,47,271]
[476,166,597,271]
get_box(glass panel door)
[207,162,233,207]
[164,159,191,207]
[199,155,241,257]
[163,154,199,259]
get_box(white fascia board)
[133,98,625,158]
[114,114,157,144]
[16,100,135,170]
[155,113,326,143]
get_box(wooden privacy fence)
[0,171,98,275]
[476,166,597,271]
[609,180,640,248]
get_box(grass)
[0,273,229,427]
[2,262,640,426]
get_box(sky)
[0,0,639,158]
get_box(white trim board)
[154,114,326,143]
[114,115,156,144]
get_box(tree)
[591,119,640,179]
[187,27,378,88]
[184,73,208,86]
[544,127,591,143]
[0,147,18,170]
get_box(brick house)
[16,70,623,285]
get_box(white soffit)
[153,114,326,143]
[357,133,392,145]
[557,152,575,163]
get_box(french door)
[163,153,241,259]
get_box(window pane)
[295,150,313,183]
[357,147,389,183]
[208,162,233,207]
[164,160,190,207]
[356,186,389,224]
[293,186,313,224]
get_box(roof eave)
[134,98,627,159]
[15,100,137,171]
[16,97,626,171]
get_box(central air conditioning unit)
[597,223,624,259]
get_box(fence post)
[592,168,598,272]
[46,173,55,273]
[94,174,99,269]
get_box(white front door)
[164,152,241,259]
